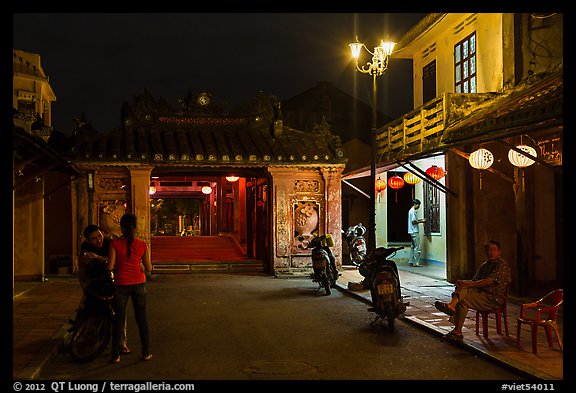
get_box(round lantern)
[425,165,445,180]
[388,175,404,203]
[469,148,494,170]
[469,148,494,190]
[508,145,537,168]
[403,172,421,185]
[388,175,405,189]
[226,176,240,182]
[375,177,386,203]
[375,177,387,192]
[201,186,213,195]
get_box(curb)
[334,282,557,381]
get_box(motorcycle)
[342,223,368,266]
[359,246,407,332]
[65,260,115,363]
[306,234,339,295]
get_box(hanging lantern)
[403,172,421,185]
[425,165,445,180]
[375,177,386,203]
[388,175,404,203]
[201,186,212,195]
[149,185,156,195]
[508,145,537,168]
[403,172,420,198]
[469,148,494,190]
[388,175,405,189]
[469,148,494,170]
[226,176,240,182]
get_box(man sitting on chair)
[434,240,511,342]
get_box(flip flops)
[434,301,455,316]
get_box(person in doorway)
[407,199,426,267]
[434,239,512,342]
[78,225,131,355]
[107,213,153,363]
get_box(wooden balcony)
[376,92,496,163]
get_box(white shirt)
[407,207,420,234]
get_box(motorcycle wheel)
[384,303,395,332]
[70,314,112,363]
[322,275,331,295]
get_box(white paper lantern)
[508,145,537,168]
[469,148,494,170]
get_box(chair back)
[540,289,563,321]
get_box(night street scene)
[11,12,568,389]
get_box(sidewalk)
[12,268,563,380]
[336,265,563,380]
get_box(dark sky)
[13,13,428,135]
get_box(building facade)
[370,13,563,296]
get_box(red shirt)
[111,237,148,285]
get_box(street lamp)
[349,37,396,250]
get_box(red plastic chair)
[475,283,510,338]
[516,289,563,353]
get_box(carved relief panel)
[291,178,324,254]
[95,172,130,238]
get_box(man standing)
[407,199,426,267]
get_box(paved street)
[39,273,525,381]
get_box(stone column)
[321,167,344,268]
[128,166,154,248]
[268,167,294,274]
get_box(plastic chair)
[475,283,510,338]
[516,289,563,353]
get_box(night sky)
[13,13,428,136]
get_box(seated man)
[434,240,512,341]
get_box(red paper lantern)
[388,175,405,189]
[425,165,445,180]
[375,177,387,192]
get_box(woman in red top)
[107,213,153,363]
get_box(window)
[454,32,476,93]
[424,181,441,235]
[422,60,437,103]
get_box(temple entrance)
[148,170,270,273]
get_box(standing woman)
[107,213,153,363]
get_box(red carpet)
[151,235,246,263]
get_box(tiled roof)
[65,90,347,168]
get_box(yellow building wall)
[411,13,505,108]
[13,183,45,280]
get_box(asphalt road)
[40,273,525,382]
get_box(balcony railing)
[376,92,496,163]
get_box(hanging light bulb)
[201,186,212,195]
[149,185,156,195]
[226,176,240,182]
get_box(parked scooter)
[307,234,339,295]
[342,223,368,266]
[65,260,116,363]
[359,246,407,331]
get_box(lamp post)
[349,37,395,250]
